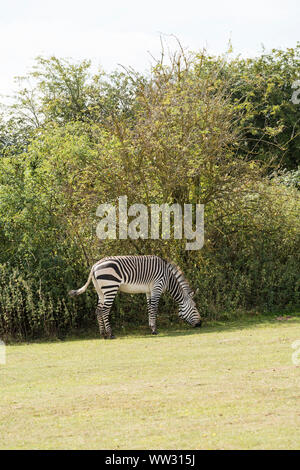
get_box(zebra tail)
[68,268,93,297]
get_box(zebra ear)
[192,288,199,297]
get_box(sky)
[0,0,299,99]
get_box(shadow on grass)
[6,311,299,346]
[158,314,300,339]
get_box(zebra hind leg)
[101,305,115,339]
[95,302,106,339]
[100,289,120,339]
[94,282,119,339]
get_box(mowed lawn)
[0,316,299,449]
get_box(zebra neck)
[167,272,185,305]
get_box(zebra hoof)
[109,335,116,339]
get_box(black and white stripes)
[69,255,202,338]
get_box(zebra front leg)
[146,287,162,335]
[146,294,156,334]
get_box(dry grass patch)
[0,315,299,449]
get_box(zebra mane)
[166,260,194,297]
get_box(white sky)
[0,0,299,99]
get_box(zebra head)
[179,290,202,327]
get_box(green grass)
[1,314,300,449]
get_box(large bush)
[0,48,299,340]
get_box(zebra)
[69,255,202,339]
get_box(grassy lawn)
[0,315,300,449]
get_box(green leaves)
[0,46,299,339]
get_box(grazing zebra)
[69,255,202,339]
